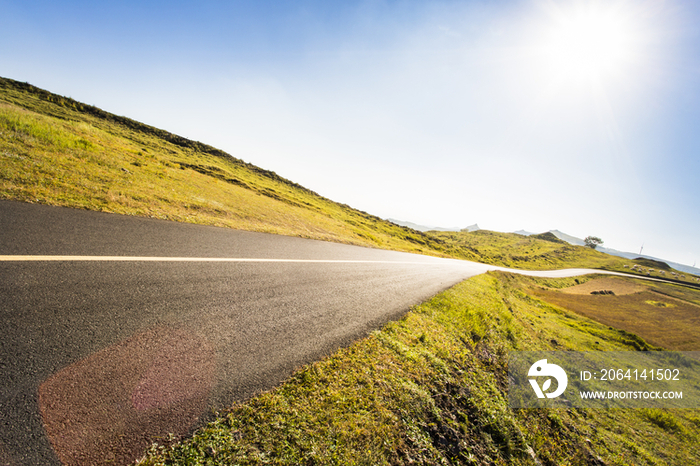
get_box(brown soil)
[531,286,700,351]
[560,277,647,296]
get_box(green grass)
[426,229,699,281]
[4,76,698,287]
[0,77,449,255]
[3,77,699,464]
[429,229,624,269]
[530,275,700,350]
[137,272,700,465]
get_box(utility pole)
[639,243,644,256]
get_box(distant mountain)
[549,230,586,247]
[387,219,462,232]
[547,230,700,276]
[386,219,481,233]
[531,232,567,244]
[392,214,699,276]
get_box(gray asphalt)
[0,200,625,465]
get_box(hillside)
[0,77,446,256]
[3,77,700,465]
[427,229,623,269]
[1,76,697,286]
[545,229,700,276]
[139,272,700,465]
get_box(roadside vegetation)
[428,230,622,270]
[427,230,699,284]
[138,272,700,465]
[530,276,700,351]
[3,77,699,464]
[0,78,445,254]
[1,77,697,286]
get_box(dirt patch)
[560,277,646,296]
[531,288,700,351]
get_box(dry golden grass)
[0,78,451,256]
[560,276,646,295]
[5,78,700,286]
[140,273,700,466]
[531,277,700,351]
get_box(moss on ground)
[4,77,698,286]
[137,273,700,465]
[3,77,698,464]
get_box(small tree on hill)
[584,236,603,250]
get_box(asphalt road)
[0,200,623,466]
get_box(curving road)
[0,200,630,465]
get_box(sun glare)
[535,1,643,86]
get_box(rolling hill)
[1,76,697,286]
[3,77,700,465]
[0,77,447,255]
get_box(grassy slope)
[139,272,700,465]
[427,230,700,284]
[3,77,699,464]
[428,229,622,269]
[530,277,700,351]
[4,76,698,287]
[0,77,446,255]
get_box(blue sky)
[2,0,699,266]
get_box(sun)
[535,1,643,86]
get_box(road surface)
[0,200,628,465]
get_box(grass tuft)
[138,273,700,465]
[3,76,698,285]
